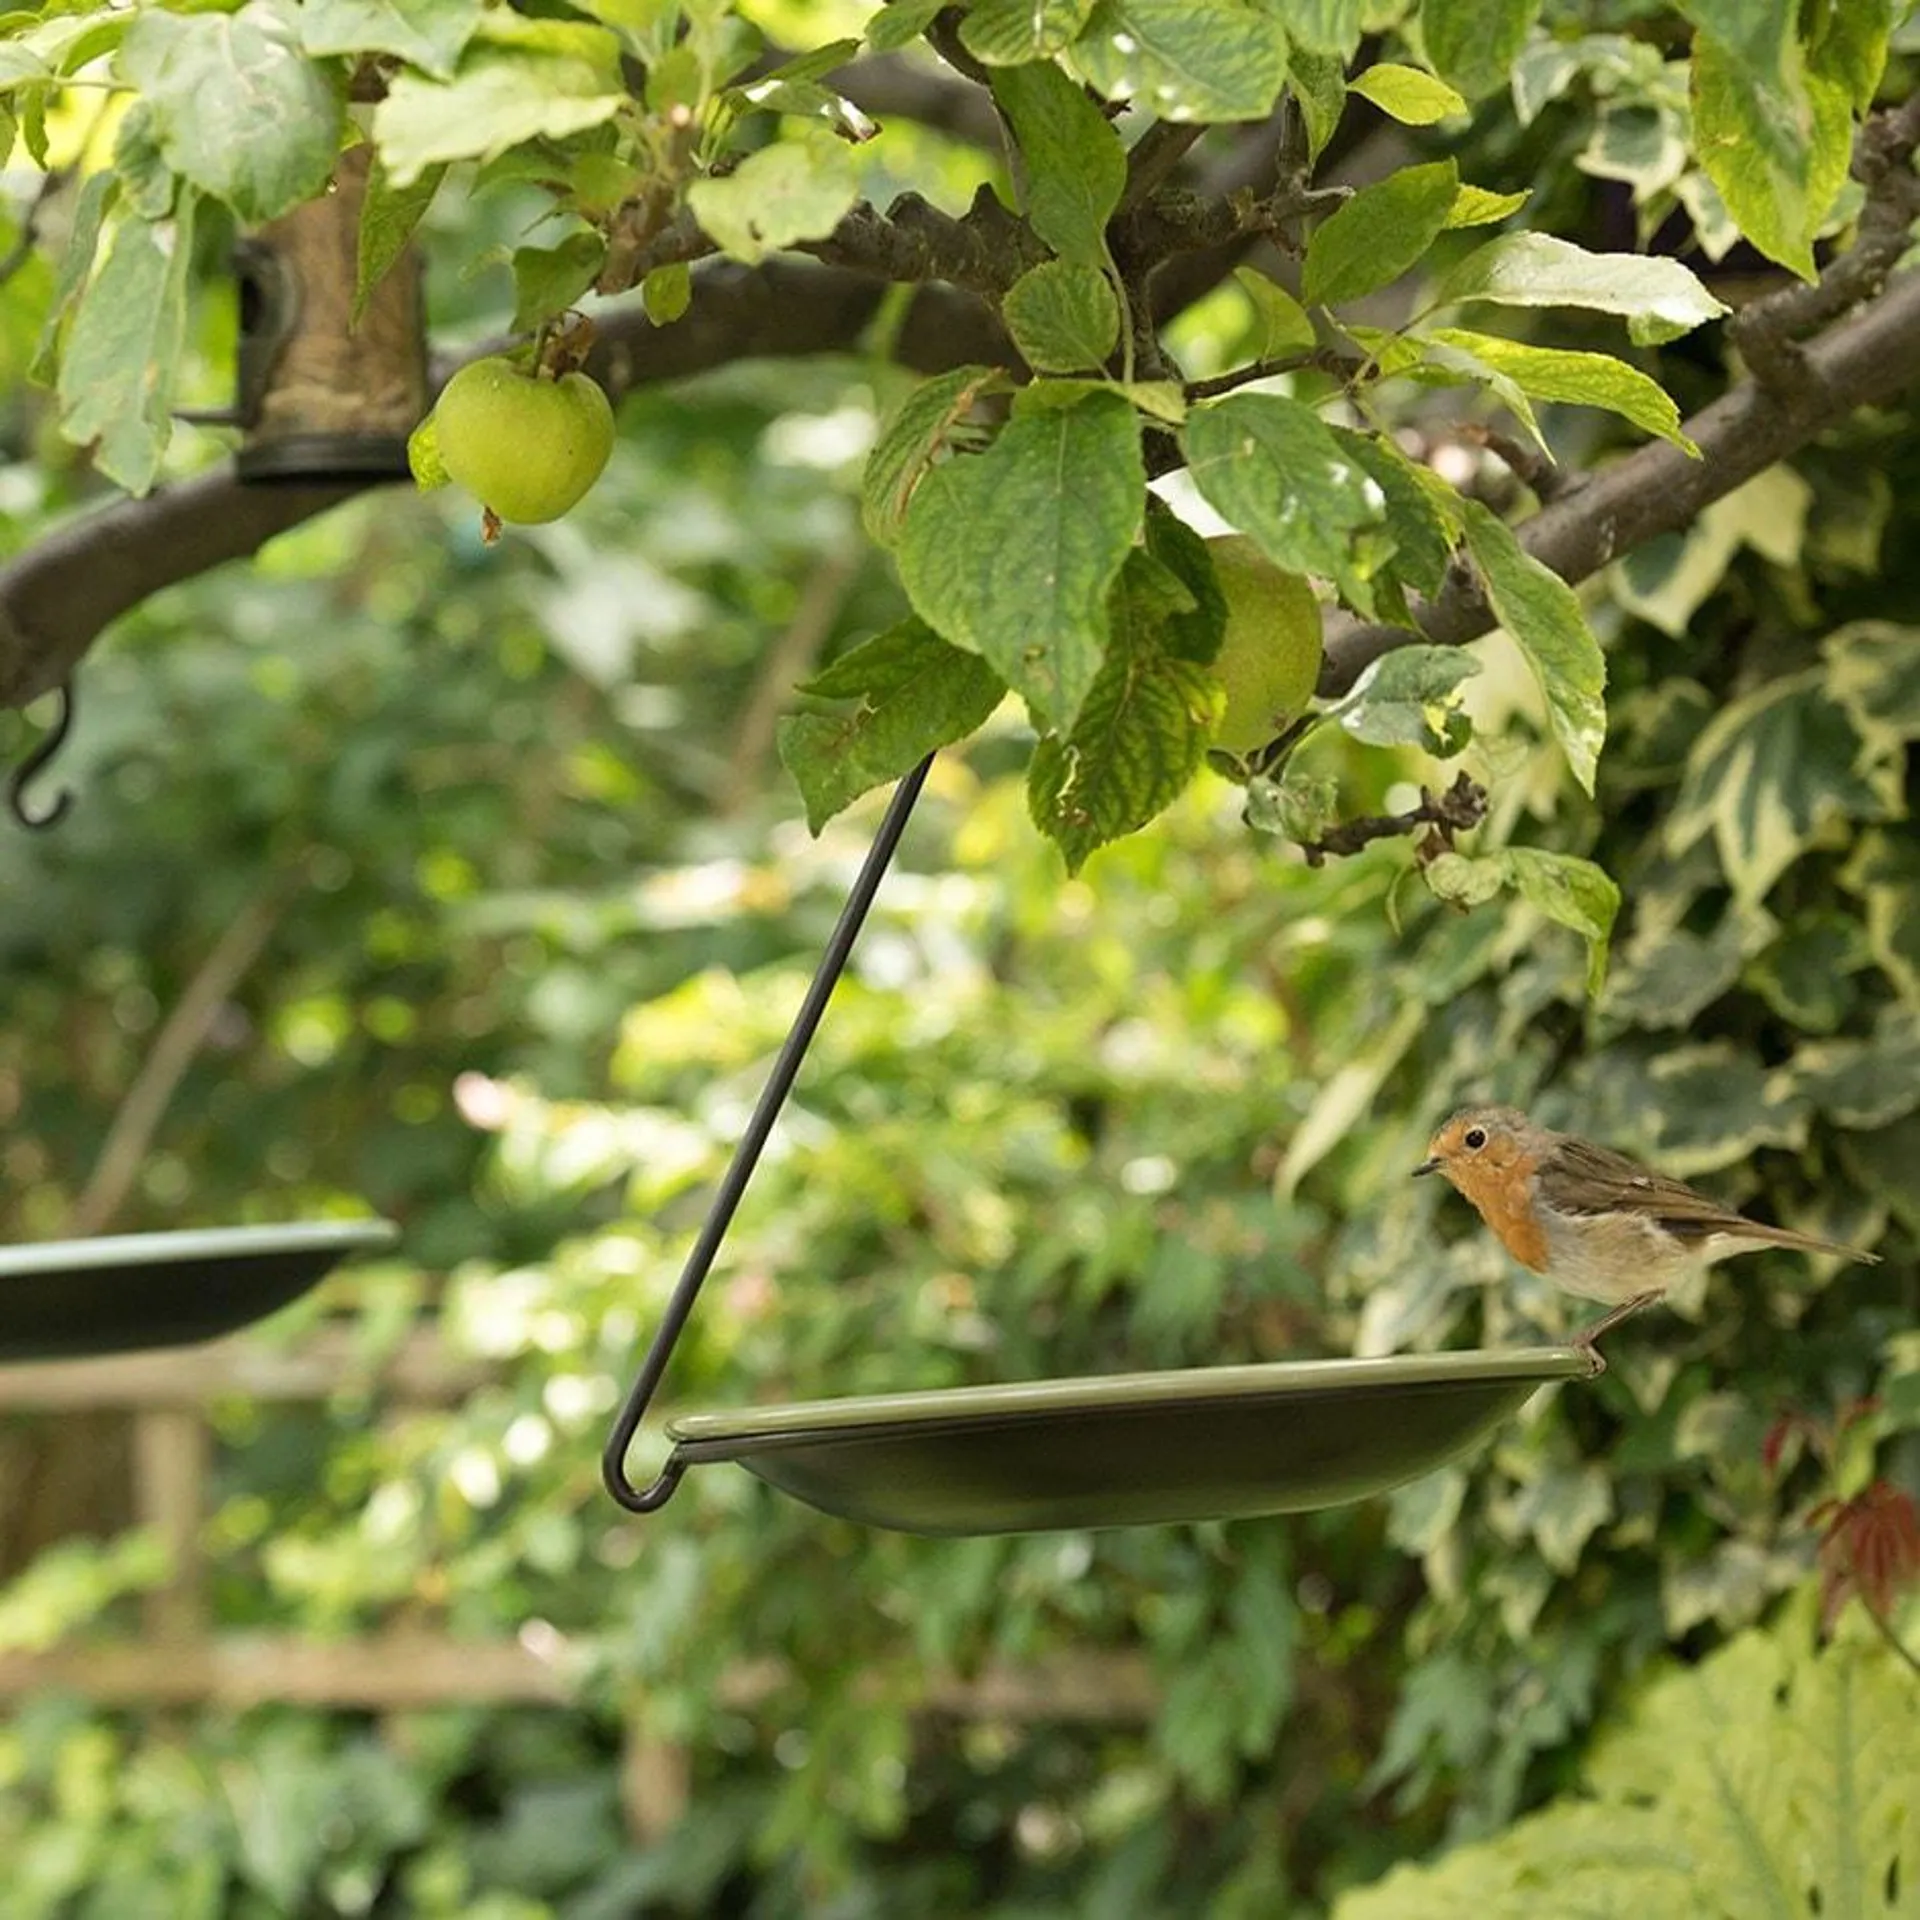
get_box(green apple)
[430,357,615,525]
[1205,534,1323,755]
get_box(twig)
[65,884,293,1237]
[719,543,862,816]
[1122,123,1209,209]
[1295,770,1486,867]
[1185,348,1364,401]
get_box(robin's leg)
[1569,1290,1666,1372]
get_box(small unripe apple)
[430,356,615,524]
[1205,534,1323,755]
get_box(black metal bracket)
[7,680,76,831]
[601,754,935,1512]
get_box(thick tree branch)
[0,265,1006,711]
[1319,265,1920,696]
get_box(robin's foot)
[1569,1334,1609,1377]
[1571,1290,1666,1356]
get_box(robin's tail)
[1720,1221,1881,1263]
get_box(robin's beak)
[1411,1156,1440,1178]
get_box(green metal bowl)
[0,1221,399,1362]
[663,1347,1598,1536]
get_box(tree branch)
[1319,263,1920,697]
[0,264,1007,712]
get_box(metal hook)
[8,680,76,831]
[602,753,936,1513]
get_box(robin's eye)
[1463,1127,1487,1151]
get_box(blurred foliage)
[2,0,1919,1914]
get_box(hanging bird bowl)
[601,756,1599,1536]
[0,1219,399,1363]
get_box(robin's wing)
[1536,1135,1746,1242]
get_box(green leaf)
[112,100,176,220]
[1348,62,1466,124]
[1809,0,1892,113]
[1068,0,1290,123]
[1141,498,1225,664]
[1793,1004,1920,1131]
[1840,829,1920,1007]
[1690,30,1853,282]
[1027,552,1223,871]
[1444,183,1529,229]
[687,132,859,266]
[991,60,1126,267]
[1337,645,1480,753]
[29,166,116,385]
[1418,0,1541,100]
[1667,670,1904,906]
[1232,267,1317,356]
[960,0,1094,64]
[1305,159,1459,308]
[297,0,483,80]
[1424,328,1696,450]
[1012,375,1187,423]
[1330,428,1454,598]
[116,1,343,222]
[1286,46,1347,162]
[778,620,1007,832]
[1822,620,1920,758]
[1426,847,1620,995]
[510,231,606,331]
[1460,499,1607,794]
[897,391,1145,729]
[1432,232,1728,340]
[641,261,692,324]
[355,157,442,324]
[866,0,945,52]
[1283,0,1366,56]
[1002,260,1120,373]
[1182,392,1391,609]
[56,195,198,495]
[371,14,627,186]
[861,364,1006,548]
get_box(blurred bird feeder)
[224,143,426,484]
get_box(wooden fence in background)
[0,1333,1158,1839]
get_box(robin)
[1413,1105,1880,1365]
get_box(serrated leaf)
[29,167,116,386]
[1182,392,1391,609]
[1433,231,1727,338]
[1460,499,1606,794]
[1002,260,1119,373]
[861,364,1005,548]
[1027,553,1223,871]
[642,261,692,324]
[297,0,482,80]
[1305,159,1458,308]
[1011,376,1187,423]
[510,230,606,331]
[117,2,343,222]
[1424,847,1619,993]
[1666,670,1903,905]
[960,0,1094,64]
[56,195,197,495]
[897,391,1144,729]
[1330,427,1454,599]
[991,60,1125,268]
[1338,645,1480,751]
[687,132,859,265]
[355,157,442,324]
[1232,267,1317,356]
[1068,0,1290,122]
[1348,62,1466,124]
[1690,30,1853,282]
[778,620,1006,831]
[1419,0,1541,101]
[866,0,944,52]
[371,15,627,187]
[1424,327,1696,450]
[1283,0,1366,56]
[1444,183,1529,229]
[1809,0,1892,113]
[1141,499,1225,664]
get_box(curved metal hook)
[8,681,76,831]
[602,753,936,1513]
